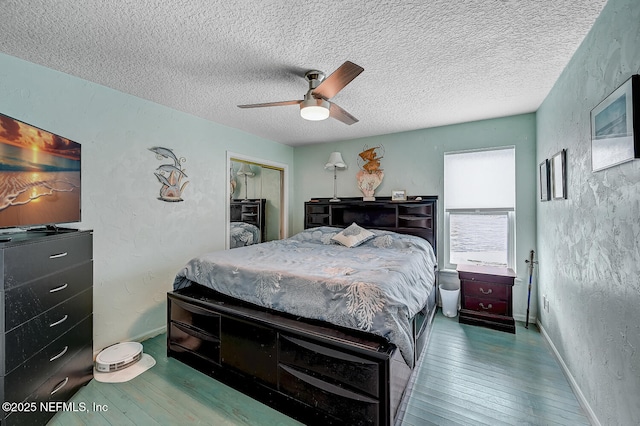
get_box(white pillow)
[331,223,375,248]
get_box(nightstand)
[457,264,516,334]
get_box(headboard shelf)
[304,196,437,254]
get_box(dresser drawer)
[278,364,379,426]
[3,233,92,290]
[4,288,92,373]
[4,316,92,404]
[461,280,509,301]
[463,296,509,315]
[4,342,93,426]
[5,261,92,330]
[279,334,380,398]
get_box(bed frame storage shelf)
[305,196,437,253]
[0,230,93,426]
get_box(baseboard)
[513,313,537,324]
[134,325,167,343]
[93,325,167,358]
[537,320,600,426]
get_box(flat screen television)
[0,112,81,230]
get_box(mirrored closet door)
[227,153,287,249]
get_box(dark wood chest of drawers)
[457,264,516,334]
[0,230,93,425]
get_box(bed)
[229,221,260,248]
[167,196,438,426]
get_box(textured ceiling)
[0,0,608,146]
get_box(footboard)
[167,286,422,426]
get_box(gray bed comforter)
[174,226,437,367]
[230,221,260,248]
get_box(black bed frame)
[167,196,438,425]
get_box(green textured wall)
[536,0,640,424]
[0,52,294,352]
[293,113,537,321]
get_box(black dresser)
[0,230,93,425]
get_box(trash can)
[439,282,460,318]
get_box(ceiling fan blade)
[313,61,364,100]
[237,100,301,108]
[329,102,358,125]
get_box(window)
[444,147,516,269]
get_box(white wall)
[0,53,294,351]
[536,0,640,423]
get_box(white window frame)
[444,208,516,270]
[443,146,516,271]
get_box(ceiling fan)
[237,61,364,125]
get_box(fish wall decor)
[149,146,189,202]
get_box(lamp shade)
[325,152,346,169]
[236,163,255,177]
[300,98,330,121]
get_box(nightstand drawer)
[3,233,92,290]
[463,296,509,315]
[461,281,508,300]
[458,269,514,285]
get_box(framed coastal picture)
[551,150,567,200]
[590,75,640,172]
[539,159,550,201]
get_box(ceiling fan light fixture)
[300,98,330,121]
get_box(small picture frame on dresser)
[391,190,407,201]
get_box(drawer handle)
[50,252,68,259]
[50,377,69,395]
[479,303,493,310]
[50,346,69,362]
[49,283,69,293]
[49,314,68,327]
[479,287,492,295]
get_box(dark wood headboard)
[304,196,437,255]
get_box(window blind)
[444,147,515,210]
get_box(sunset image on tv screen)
[0,113,81,228]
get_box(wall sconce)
[324,152,347,202]
[236,163,255,201]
